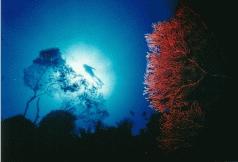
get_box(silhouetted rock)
[39,110,76,136]
[1,115,37,162]
[37,110,78,162]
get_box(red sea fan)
[144,2,208,113]
[144,1,213,152]
[159,101,205,151]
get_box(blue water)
[2,0,178,133]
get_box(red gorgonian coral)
[143,1,226,152]
[144,2,209,113]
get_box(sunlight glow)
[63,44,115,98]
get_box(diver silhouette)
[83,64,96,77]
[83,64,104,87]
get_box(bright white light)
[63,44,115,98]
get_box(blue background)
[2,0,178,133]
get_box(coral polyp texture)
[144,1,225,152]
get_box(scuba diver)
[83,64,104,88]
